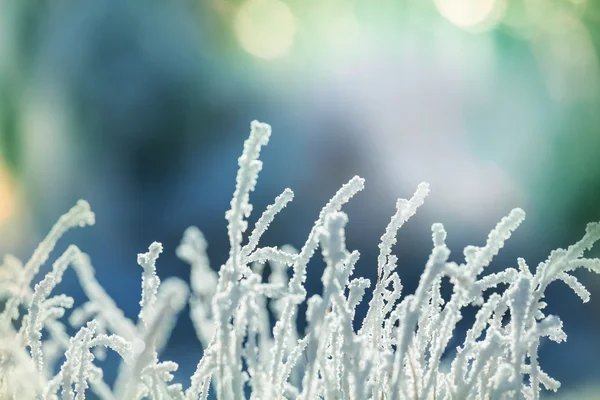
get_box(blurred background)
[0,0,599,397]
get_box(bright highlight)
[234,0,295,60]
[435,0,503,30]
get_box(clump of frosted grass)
[1,120,600,400]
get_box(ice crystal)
[1,121,599,400]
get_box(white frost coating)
[0,201,94,325]
[1,121,600,400]
[138,242,163,327]
[226,120,271,276]
[377,182,429,280]
[241,188,294,262]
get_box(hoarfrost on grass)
[1,121,599,400]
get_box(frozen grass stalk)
[1,121,600,399]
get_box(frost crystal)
[1,121,599,400]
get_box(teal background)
[0,0,599,397]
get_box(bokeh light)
[434,0,506,31]
[233,0,295,59]
[0,160,17,225]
